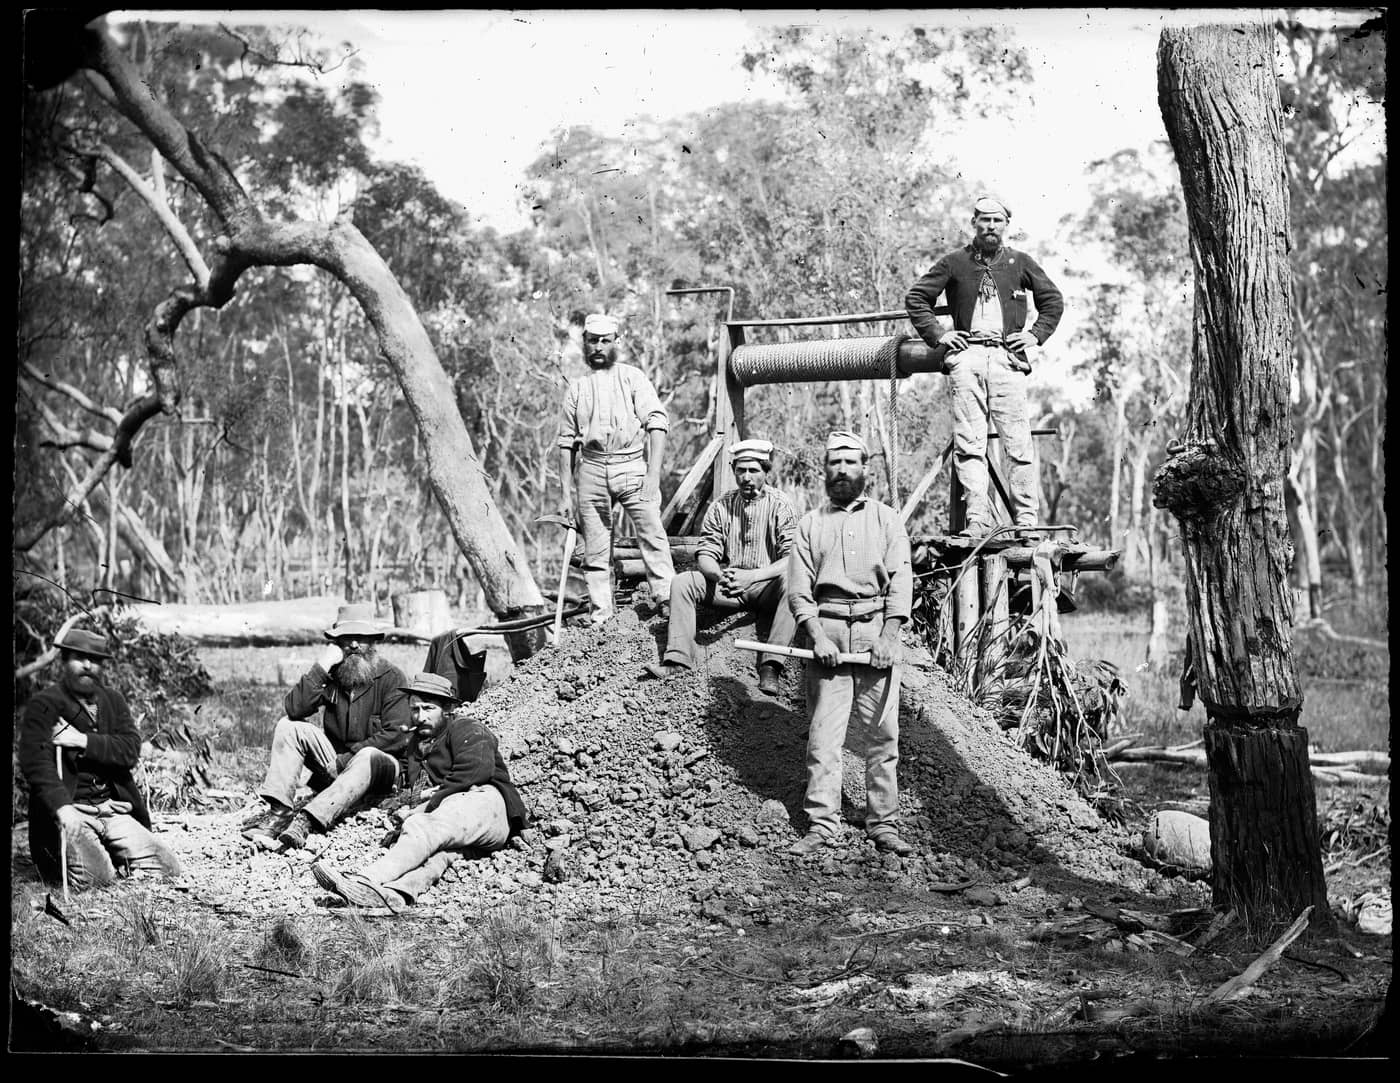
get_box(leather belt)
[816,597,884,621]
[581,446,644,464]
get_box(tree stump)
[391,589,453,638]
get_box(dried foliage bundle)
[911,552,1128,820]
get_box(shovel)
[536,513,578,644]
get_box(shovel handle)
[733,639,872,666]
[553,526,576,643]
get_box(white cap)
[826,430,868,455]
[583,313,619,336]
[729,438,774,465]
[972,195,1011,219]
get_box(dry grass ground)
[10,608,1391,1060]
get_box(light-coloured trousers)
[258,718,397,827]
[361,785,510,900]
[948,345,1038,527]
[664,570,796,671]
[61,805,183,892]
[801,615,901,839]
[575,452,675,614]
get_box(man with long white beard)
[19,627,183,892]
[241,603,410,847]
[786,432,915,858]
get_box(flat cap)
[54,627,112,659]
[583,313,619,336]
[729,438,773,465]
[398,672,459,703]
[972,195,1011,219]
[826,430,868,455]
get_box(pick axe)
[535,513,578,644]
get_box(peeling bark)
[1154,23,1330,931]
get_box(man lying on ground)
[311,672,528,910]
[240,603,410,848]
[18,627,183,892]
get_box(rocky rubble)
[134,605,1154,921]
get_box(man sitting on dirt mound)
[310,672,528,911]
[240,603,410,848]
[18,627,184,893]
[787,431,916,858]
[640,437,798,695]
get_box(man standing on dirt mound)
[786,431,915,858]
[904,195,1064,540]
[240,603,410,848]
[19,627,184,892]
[310,672,527,911]
[557,312,676,624]
[640,437,797,695]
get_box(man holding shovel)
[19,628,183,893]
[786,431,915,857]
[557,312,675,624]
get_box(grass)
[1060,611,1389,752]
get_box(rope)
[730,335,909,385]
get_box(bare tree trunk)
[29,23,544,647]
[1154,22,1330,931]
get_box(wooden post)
[712,324,746,501]
[953,563,980,668]
[978,553,1009,686]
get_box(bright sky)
[111,8,1382,406]
[114,8,1383,241]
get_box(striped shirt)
[557,362,668,453]
[788,495,913,625]
[696,487,797,570]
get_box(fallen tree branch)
[1107,744,1388,781]
[1206,906,1312,1003]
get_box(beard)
[586,352,614,369]
[61,670,101,699]
[825,471,866,505]
[332,648,377,692]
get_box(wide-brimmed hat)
[398,672,459,704]
[324,603,389,640]
[54,627,112,660]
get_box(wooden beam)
[660,434,722,532]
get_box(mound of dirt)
[90,606,1151,921]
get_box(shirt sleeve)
[1023,255,1065,344]
[788,513,819,625]
[771,496,797,561]
[882,509,914,622]
[630,368,669,433]
[18,695,68,817]
[284,664,330,721]
[556,380,581,450]
[904,256,952,349]
[424,721,500,812]
[696,497,729,565]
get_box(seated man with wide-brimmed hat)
[311,672,528,911]
[241,603,410,848]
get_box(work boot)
[311,862,407,912]
[276,811,322,850]
[787,831,835,856]
[240,802,292,843]
[955,521,992,541]
[870,832,915,856]
[756,663,782,697]
[640,660,687,681]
